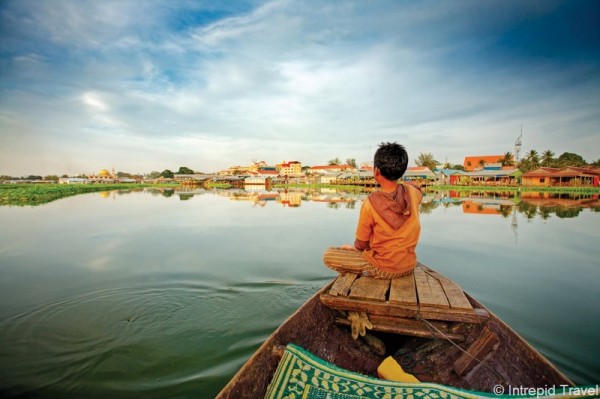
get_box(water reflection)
[158,186,600,220]
[427,190,599,219]
[146,186,599,253]
[166,187,365,209]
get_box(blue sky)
[1,0,599,176]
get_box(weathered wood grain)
[329,273,358,297]
[348,276,390,302]
[414,267,449,308]
[454,327,499,376]
[320,294,489,324]
[389,273,417,305]
[438,276,473,310]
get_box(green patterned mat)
[264,344,597,399]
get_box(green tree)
[541,150,555,167]
[346,158,357,168]
[517,158,531,173]
[161,169,174,178]
[44,175,59,181]
[328,157,341,165]
[177,166,194,174]
[499,152,515,167]
[415,152,438,171]
[525,150,540,169]
[557,152,586,167]
[116,171,132,178]
[592,159,600,167]
[147,171,161,179]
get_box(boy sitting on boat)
[323,141,423,279]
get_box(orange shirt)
[355,183,422,274]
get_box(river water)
[0,187,598,397]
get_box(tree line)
[414,150,599,172]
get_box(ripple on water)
[0,279,320,397]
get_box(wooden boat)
[216,264,573,398]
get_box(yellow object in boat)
[377,356,420,383]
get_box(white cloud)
[81,92,109,112]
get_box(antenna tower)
[515,125,523,162]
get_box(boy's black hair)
[374,142,409,181]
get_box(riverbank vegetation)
[0,183,177,207]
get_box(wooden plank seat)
[320,263,489,341]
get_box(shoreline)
[0,183,178,207]
[1,182,598,207]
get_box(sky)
[1,0,599,176]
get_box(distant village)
[2,154,600,188]
[63,155,600,188]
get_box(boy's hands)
[340,244,355,250]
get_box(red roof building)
[463,155,506,171]
[257,169,280,177]
[522,167,600,187]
